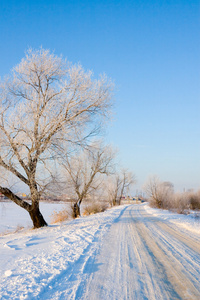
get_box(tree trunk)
[0,186,48,228]
[29,182,48,228]
[29,205,48,228]
[73,200,81,218]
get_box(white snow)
[0,201,71,235]
[0,203,200,299]
[0,204,126,300]
[144,203,200,235]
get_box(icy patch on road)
[144,203,200,235]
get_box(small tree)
[0,48,113,228]
[62,143,115,217]
[108,169,136,206]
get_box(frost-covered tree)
[0,48,113,228]
[143,175,174,208]
[62,142,115,217]
[108,169,136,206]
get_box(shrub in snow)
[51,209,69,224]
[83,202,108,216]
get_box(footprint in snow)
[25,236,45,247]
[4,243,22,250]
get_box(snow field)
[0,202,71,235]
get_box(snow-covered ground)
[0,201,71,235]
[0,204,126,299]
[0,203,200,299]
[145,204,200,235]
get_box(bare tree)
[0,48,113,228]
[107,175,122,206]
[143,175,174,208]
[108,169,136,206]
[62,143,115,217]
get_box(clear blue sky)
[0,0,199,192]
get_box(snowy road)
[0,204,200,299]
[64,205,200,300]
[86,205,200,300]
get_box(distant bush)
[83,202,108,216]
[148,188,200,214]
[168,191,200,213]
[188,191,200,210]
[144,176,174,209]
[144,176,200,213]
[172,193,190,214]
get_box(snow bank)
[144,203,200,235]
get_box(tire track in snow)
[132,205,200,299]
[157,222,200,254]
[135,222,200,299]
[78,205,181,300]
[77,205,200,300]
[138,206,200,291]
[143,221,200,288]
[127,207,181,300]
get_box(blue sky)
[0,0,199,192]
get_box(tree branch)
[0,186,31,211]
